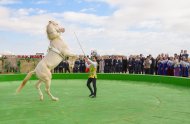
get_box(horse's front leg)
[64,49,77,58]
[45,79,59,101]
[35,80,43,101]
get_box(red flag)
[85,68,89,73]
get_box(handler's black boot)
[89,93,94,97]
[91,94,96,98]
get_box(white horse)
[16,21,76,101]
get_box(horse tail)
[16,70,35,93]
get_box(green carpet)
[0,79,190,124]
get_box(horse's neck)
[50,38,68,49]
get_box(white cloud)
[0,6,11,17]
[1,0,190,56]
[0,6,52,35]
[62,0,190,56]
[0,0,20,5]
[104,0,190,32]
[15,8,47,16]
[33,0,49,4]
[63,11,108,27]
[80,7,96,12]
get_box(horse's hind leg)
[45,79,59,101]
[35,80,43,101]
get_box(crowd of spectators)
[54,57,71,73]
[1,50,189,77]
[55,50,190,77]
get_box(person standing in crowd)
[150,55,155,75]
[180,57,190,77]
[128,55,134,74]
[167,57,174,76]
[134,55,141,74]
[162,56,169,75]
[99,57,105,73]
[179,50,184,61]
[58,61,64,73]
[96,57,100,73]
[85,56,98,98]
[182,50,189,59]
[108,56,113,73]
[119,58,123,73]
[79,57,86,73]
[155,55,160,75]
[104,56,109,73]
[112,56,117,73]
[173,55,180,76]
[122,56,128,73]
[73,58,80,73]
[143,56,152,74]
[157,56,163,75]
[140,54,145,74]
[64,57,70,73]
[51,59,63,73]
[116,57,122,73]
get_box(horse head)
[46,21,65,41]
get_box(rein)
[48,46,65,59]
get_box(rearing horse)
[16,21,76,101]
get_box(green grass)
[0,79,190,124]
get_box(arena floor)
[0,79,190,124]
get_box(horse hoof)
[52,97,59,101]
[40,95,44,101]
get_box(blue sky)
[4,0,114,15]
[1,0,190,57]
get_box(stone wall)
[0,60,2,73]
[0,56,77,73]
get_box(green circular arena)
[0,74,190,124]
